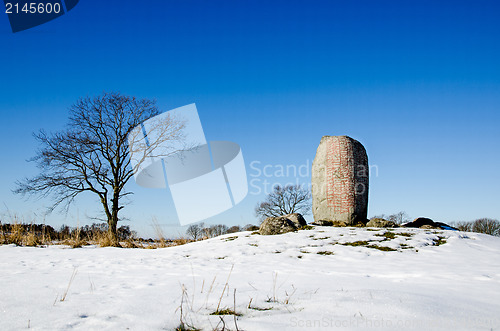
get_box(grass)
[313,236,330,240]
[223,236,238,241]
[248,306,273,311]
[376,231,396,240]
[175,323,201,331]
[210,308,241,316]
[433,236,447,246]
[366,244,397,251]
[338,240,398,251]
[341,240,369,247]
[60,267,78,302]
[299,225,314,230]
[317,251,334,255]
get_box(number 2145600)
[5,2,62,14]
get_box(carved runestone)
[311,136,369,226]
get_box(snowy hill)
[1,227,499,330]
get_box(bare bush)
[453,221,473,232]
[226,225,241,234]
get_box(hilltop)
[0,226,499,330]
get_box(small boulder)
[420,224,437,230]
[284,213,307,228]
[259,216,297,235]
[366,218,397,228]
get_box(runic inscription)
[326,137,355,213]
[312,135,369,225]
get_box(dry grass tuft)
[210,308,241,316]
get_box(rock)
[259,216,297,235]
[403,217,458,231]
[311,220,347,227]
[366,218,397,228]
[434,222,458,231]
[283,213,307,228]
[403,217,435,228]
[311,136,369,226]
[420,224,436,230]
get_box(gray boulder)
[312,136,369,226]
[259,216,298,235]
[284,213,307,228]
[366,218,396,228]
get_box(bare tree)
[186,222,204,241]
[453,221,473,232]
[15,92,187,244]
[472,218,500,236]
[254,184,311,221]
[202,224,229,238]
[387,211,411,225]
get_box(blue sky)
[0,0,499,237]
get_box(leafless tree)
[202,224,229,238]
[387,211,411,225]
[472,218,500,236]
[186,222,204,240]
[254,184,311,222]
[15,92,187,244]
[453,221,473,232]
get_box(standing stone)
[311,136,369,225]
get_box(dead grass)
[1,222,49,247]
[366,244,397,251]
[61,228,88,248]
[341,240,369,247]
[375,231,396,240]
[210,308,241,316]
[433,236,447,246]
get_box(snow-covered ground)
[1,227,499,330]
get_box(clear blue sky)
[1,0,499,237]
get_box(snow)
[1,227,499,330]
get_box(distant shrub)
[472,218,500,236]
[371,211,411,225]
[453,221,473,232]
[452,219,500,236]
[243,224,260,231]
[226,225,241,234]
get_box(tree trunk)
[107,192,120,246]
